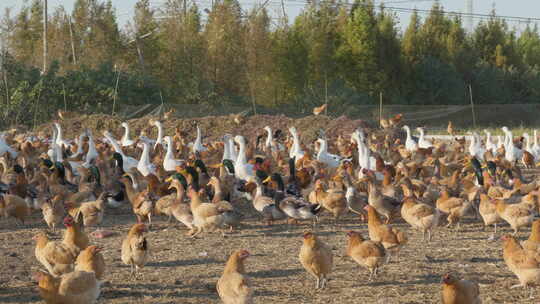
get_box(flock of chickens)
[2,111,540,303]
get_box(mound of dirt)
[36,113,374,143]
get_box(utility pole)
[466,0,473,33]
[43,0,48,73]
[468,84,476,128]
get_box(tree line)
[1,0,540,127]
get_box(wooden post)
[1,49,9,112]
[324,72,328,115]
[112,69,121,115]
[62,83,67,111]
[468,84,476,128]
[379,92,383,128]
[33,82,43,130]
[43,0,48,73]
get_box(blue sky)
[1,0,538,32]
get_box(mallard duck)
[252,178,286,225]
[103,131,138,171]
[154,173,194,233]
[194,159,210,190]
[121,173,154,226]
[264,172,321,224]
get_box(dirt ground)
[0,195,538,304]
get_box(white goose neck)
[165,137,173,157]
[155,122,163,145]
[229,138,237,161]
[140,143,150,164]
[55,124,63,144]
[404,127,411,140]
[237,139,246,163]
[122,124,130,141]
[265,128,273,146]
[76,134,84,154]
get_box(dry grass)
[1,196,539,304]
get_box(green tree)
[130,0,160,77]
[9,0,43,67]
[518,24,540,68]
[269,22,309,106]
[243,7,272,108]
[402,10,421,65]
[335,0,379,94]
[294,1,339,104]
[157,1,206,103]
[204,0,245,102]
[71,0,122,67]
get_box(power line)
[283,0,540,24]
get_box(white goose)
[222,134,237,162]
[163,136,184,171]
[316,138,341,169]
[120,122,135,147]
[222,134,232,161]
[468,132,485,160]
[483,130,496,152]
[82,130,98,168]
[233,135,254,182]
[103,131,138,172]
[351,129,379,179]
[48,142,63,163]
[153,120,164,149]
[402,125,418,152]
[263,126,284,152]
[288,127,305,160]
[191,125,207,154]
[496,135,504,150]
[502,127,521,163]
[54,122,71,149]
[137,142,156,177]
[228,136,238,162]
[47,127,59,162]
[523,133,533,154]
[532,130,540,161]
[416,127,432,148]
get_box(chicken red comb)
[63,216,73,225]
[302,231,313,239]
[33,271,45,281]
[239,249,250,258]
[86,245,101,253]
